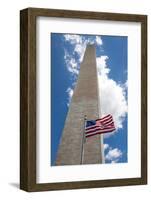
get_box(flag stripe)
[86,125,99,131]
[100,117,113,125]
[103,121,114,127]
[86,125,115,134]
[96,114,111,121]
[86,127,116,136]
[97,115,113,124]
[86,123,115,133]
[86,128,116,138]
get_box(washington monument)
[55,45,103,165]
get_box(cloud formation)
[97,56,127,131]
[64,34,103,74]
[104,143,123,163]
[66,87,74,106]
[63,34,127,132]
[103,143,109,151]
[105,147,123,163]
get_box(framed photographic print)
[20,8,147,191]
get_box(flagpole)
[80,115,87,164]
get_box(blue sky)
[51,33,127,165]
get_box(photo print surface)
[51,33,128,166]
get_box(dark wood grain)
[20,7,147,192]
[28,7,146,22]
[141,16,147,184]
[20,9,29,191]
[20,8,36,191]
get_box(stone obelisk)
[56,45,103,165]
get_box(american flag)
[85,114,116,138]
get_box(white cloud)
[97,55,127,131]
[111,160,118,163]
[105,148,122,163]
[74,44,84,55]
[66,87,74,106]
[74,43,86,62]
[66,87,73,99]
[64,34,82,44]
[96,36,103,45]
[68,58,79,74]
[64,50,79,76]
[64,34,85,75]
[97,56,110,76]
[63,34,104,73]
[104,143,109,151]
[124,80,128,88]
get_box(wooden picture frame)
[20,7,147,192]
